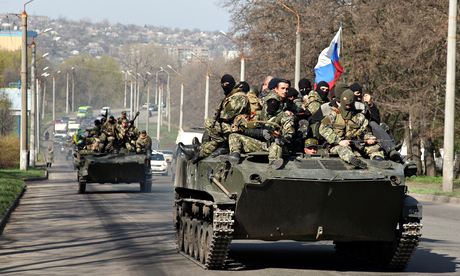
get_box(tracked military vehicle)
[174,151,422,270]
[75,151,152,193]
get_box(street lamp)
[145,71,152,133]
[167,65,185,131]
[41,72,50,120]
[220,30,245,82]
[191,52,212,120]
[71,67,75,112]
[277,0,301,90]
[160,67,171,133]
[52,70,61,122]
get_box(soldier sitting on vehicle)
[227,93,294,169]
[179,74,250,163]
[117,118,139,151]
[319,89,384,169]
[303,138,319,156]
[136,130,152,154]
[100,115,119,152]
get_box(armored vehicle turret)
[173,151,422,270]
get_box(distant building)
[0,30,37,51]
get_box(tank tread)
[387,221,422,270]
[176,200,234,270]
[205,207,234,269]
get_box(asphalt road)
[0,156,460,275]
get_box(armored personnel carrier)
[75,151,152,193]
[174,151,422,270]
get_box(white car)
[100,106,110,116]
[151,152,168,176]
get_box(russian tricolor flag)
[314,27,343,89]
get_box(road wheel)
[183,218,192,255]
[198,222,207,263]
[202,222,213,265]
[191,219,200,260]
[176,216,185,252]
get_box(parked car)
[151,152,168,176]
[142,103,158,111]
[161,150,173,163]
[100,106,110,116]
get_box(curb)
[411,193,460,205]
[0,185,27,235]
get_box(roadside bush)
[0,135,19,169]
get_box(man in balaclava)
[179,74,250,163]
[227,93,294,169]
[319,89,384,168]
[303,81,330,116]
[298,78,312,98]
[349,82,363,102]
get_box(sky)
[0,0,231,31]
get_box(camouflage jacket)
[117,125,139,141]
[88,125,102,138]
[319,108,369,145]
[136,135,152,153]
[260,93,295,141]
[102,121,118,137]
[211,88,250,134]
[303,90,324,115]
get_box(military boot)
[192,137,201,147]
[350,156,368,169]
[210,146,229,157]
[228,152,242,165]
[178,142,198,160]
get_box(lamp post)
[29,41,36,167]
[277,0,301,90]
[122,70,127,109]
[191,52,211,120]
[167,65,185,131]
[71,67,75,112]
[220,31,245,82]
[160,67,171,132]
[41,72,49,119]
[144,71,152,133]
[65,71,69,114]
[52,70,61,122]
[442,0,458,192]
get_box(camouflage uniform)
[319,102,384,163]
[136,134,152,153]
[117,123,139,151]
[246,90,262,114]
[229,94,294,160]
[100,120,118,152]
[303,90,324,115]
[198,87,250,157]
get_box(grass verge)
[406,176,460,198]
[0,168,45,218]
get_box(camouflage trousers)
[228,133,281,160]
[198,118,231,157]
[330,144,384,163]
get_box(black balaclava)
[236,81,250,93]
[286,87,299,100]
[298,78,312,97]
[349,82,363,102]
[315,81,330,102]
[94,119,101,126]
[339,89,355,120]
[221,74,236,96]
[109,116,115,124]
[266,99,281,116]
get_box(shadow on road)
[227,241,459,273]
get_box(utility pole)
[130,80,133,117]
[204,73,210,120]
[156,85,162,146]
[443,0,457,192]
[277,0,301,90]
[124,71,127,108]
[71,67,75,112]
[20,9,28,170]
[42,79,46,119]
[52,74,56,122]
[36,78,40,157]
[167,65,185,131]
[29,41,36,167]
[66,72,69,113]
